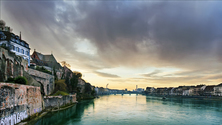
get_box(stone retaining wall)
[44,94,76,109]
[0,83,42,125]
[27,68,54,95]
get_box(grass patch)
[53,79,68,93]
[53,90,69,96]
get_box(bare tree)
[60,61,71,68]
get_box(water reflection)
[74,100,95,121]
[34,95,222,125]
[34,100,94,125]
[146,96,222,112]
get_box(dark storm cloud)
[3,1,222,72]
[2,1,78,52]
[70,1,222,69]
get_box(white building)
[182,89,190,96]
[0,20,30,66]
[214,83,222,96]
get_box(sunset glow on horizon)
[2,1,222,90]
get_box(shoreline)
[17,94,222,125]
[146,94,222,101]
[18,95,95,125]
[18,102,78,125]
[51,102,77,112]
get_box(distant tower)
[136,85,138,91]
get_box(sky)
[1,1,222,90]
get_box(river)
[33,94,222,125]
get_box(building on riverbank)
[203,85,215,96]
[145,87,155,94]
[145,83,222,97]
[214,83,222,96]
[0,20,30,66]
[31,50,63,80]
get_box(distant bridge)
[100,91,142,95]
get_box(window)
[11,45,15,50]
[11,37,15,41]
[16,39,20,44]
[0,32,6,40]
[21,49,24,54]
[16,47,20,52]
[26,51,29,56]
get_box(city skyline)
[1,1,222,90]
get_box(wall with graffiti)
[0,83,42,125]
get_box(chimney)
[20,31,22,40]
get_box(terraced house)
[0,20,30,66]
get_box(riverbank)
[51,102,77,112]
[30,94,222,125]
[18,110,48,125]
[147,95,222,101]
[17,93,96,125]
[77,94,96,101]
[18,102,78,125]
[18,93,96,125]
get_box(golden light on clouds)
[2,1,222,90]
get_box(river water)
[34,94,222,125]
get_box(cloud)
[94,71,120,78]
[68,1,222,70]
[2,1,222,88]
[141,70,162,77]
[137,69,222,87]
[3,1,222,71]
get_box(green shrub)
[53,91,69,96]
[6,77,15,83]
[14,76,27,85]
[35,66,52,75]
[54,79,68,93]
